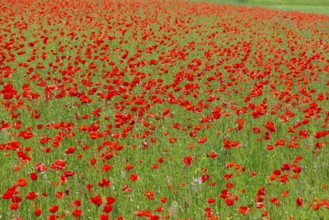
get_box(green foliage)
[191,0,329,15]
[192,0,329,5]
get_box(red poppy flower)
[50,160,66,171]
[314,131,329,139]
[122,185,132,192]
[64,170,75,177]
[103,205,113,213]
[10,203,19,210]
[135,210,153,217]
[296,196,303,207]
[265,121,276,132]
[225,199,234,206]
[34,208,42,216]
[72,209,82,217]
[207,151,217,159]
[48,205,59,213]
[130,174,139,181]
[183,156,192,166]
[197,137,207,143]
[99,214,109,220]
[26,191,38,200]
[106,196,116,205]
[90,195,102,206]
[224,173,233,180]
[160,197,167,203]
[207,198,216,204]
[16,178,28,187]
[98,178,111,187]
[72,200,81,207]
[65,147,76,154]
[124,163,133,171]
[145,190,155,200]
[238,206,248,214]
[236,118,245,130]
[201,175,210,182]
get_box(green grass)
[260,5,329,15]
[243,0,329,5]
[192,0,329,15]
[194,0,329,5]
[1,0,329,219]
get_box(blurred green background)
[191,0,329,15]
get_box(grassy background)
[195,0,329,5]
[263,5,329,15]
[192,0,329,15]
[239,0,329,5]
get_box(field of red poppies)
[1,0,329,219]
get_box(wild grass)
[0,0,328,219]
[192,0,329,15]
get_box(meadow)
[193,0,329,15]
[0,0,329,219]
